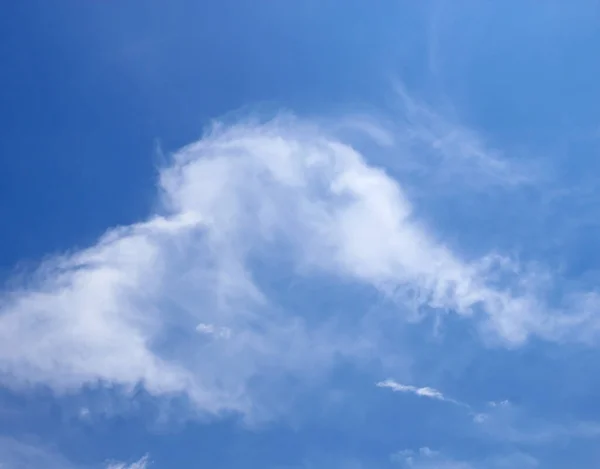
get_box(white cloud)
[474,399,600,445]
[106,455,149,469]
[0,438,149,469]
[380,381,600,447]
[376,380,446,401]
[0,115,597,418]
[391,83,536,190]
[391,447,538,469]
[391,447,471,469]
[488,400,510,408]
[195,323,231,339]
[376,379,469,410]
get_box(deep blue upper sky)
[2,1,600,469]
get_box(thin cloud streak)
[106,455,149,469]
[376,380,446,401]
[376,379,468,408]
[380,381,600,448]
[392,82,536,189]
[391,447,538,469]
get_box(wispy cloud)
[474,399,600,445]
[376,379,475,414]
[0,437,77,469]
[195,323,231,339]
[380,381,600,448]
[106,455,149,469]
[391,447,538,469]
[391,447,472,469]
[391,83,535,190]
[376,380,449,402]
[0,437,149,469]
[0,115,598,421]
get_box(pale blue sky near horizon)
[1,1,600,469]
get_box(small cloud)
[488,400,510,408]
[418,447,438,457]
[391,447,470,469]
[78,407,91,419]
[195,323,231,339]
[476,399,600,445]
[106,455,149,469]
[390,447,537,469]
[376,379,452,404]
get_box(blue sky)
[2,1,600,468]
